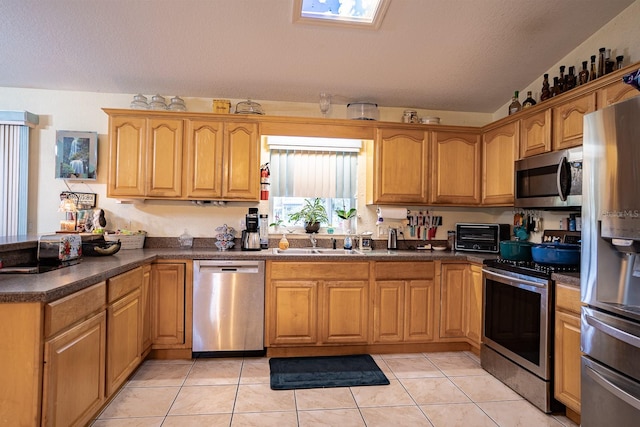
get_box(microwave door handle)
[556,156,568,201]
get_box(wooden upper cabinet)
[597,77,640,109]
[520,108,551,158]
[223,122,260,200]
[430,130,481,205]
[184,120,224,198]
[366,128,428,204]
[147,118,184,197]
[482,121,518,206]
[552,93,596,150]
[108,116,146,197]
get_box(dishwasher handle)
[195,260,263,274]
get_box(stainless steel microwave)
[455,223,511,253]
[514,147,582,208]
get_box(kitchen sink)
[272,248,364,255]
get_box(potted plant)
[288,198,329,233]
[269,217,284,232]
[336,205,356,232]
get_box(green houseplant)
[288,198,329,233]
[336,205,356,232]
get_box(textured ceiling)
[0,0,635,113]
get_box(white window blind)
[0,111,38,236]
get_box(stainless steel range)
[481,232,579,413]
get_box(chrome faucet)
[309,234,317,247]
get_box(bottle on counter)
[590,55,597,81]
[579,61,590,85]
[605,49,615,74]
[558,66,566,93]
[616,55,624,70]
[552,77,561,97]
[598,47,606,78]
[522,91,537,108]
[540,74,551,101]
[343,234,353,250]
[566,66,576,90]
[278,234,289,250]
[508,91,522,115]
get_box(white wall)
[493,0,640,121]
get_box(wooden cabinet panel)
[367,128,428,204]
[140,264,152,355]
[554,282,582,415]
[404,279,437,342]
[42,311,106,427]
[106,288,141,396]
[108,116,146,197]
[44,281,106,338]
[597,78,640,108]
[108,267,142,303]
[430,130,481,205]
[373,281,404,343]
[440,263,467,338]
[151,263,186,347]
[552,93,596,150]
[520,109,551,158]
[147,118,183,197]
[269,281,318,345]
[223,122,260,200]
[466,264,483,346]
[185,119,224,198]
[482,121,518,205]
[320,280,369,344]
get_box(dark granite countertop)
[552,272,580,287]
[0,245,499,303]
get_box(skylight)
[293,0,390,29]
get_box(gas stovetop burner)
[485,258,579,278]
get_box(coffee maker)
[242,208,261,251]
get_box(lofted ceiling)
[0,0,635,113]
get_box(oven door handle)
[585,312,640,348]
[584,364,640,410]
[482,269,546,288]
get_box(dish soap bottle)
[278,234,289,250]
[344,234,353,250]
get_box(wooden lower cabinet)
[151,261,190,349]
[266,261,369,346]
[140,264,152,355]
[466,264,483,347]
[440,263,467,338]
[554,282,582,421]
[373,261,437,343]
[42,311,107,427]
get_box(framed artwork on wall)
[55,130,98,180]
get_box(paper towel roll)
[376,207,408,220]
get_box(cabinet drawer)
[108,267,143,303]
[45,282,106,338]
[556,282,581,315]
[375,261,434,280]
[269,262,369,280]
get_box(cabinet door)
[106,289,141,396]
[140,264,152,355]
[151,263,186,347]
[465,264,483,346]
[268,280,318,345]
[372,280,404,343]
[223,122,260,200]
[368,128,428,204]
[520,109,551,158]
[185,119,224,198]
[404,278,437,342]
[440,263,467,338]
[430,130,481,205]
[482,121,518,206]
[320,280,369,344]
[42,311,106,427]
[108,115,146,197]
[554,310,581,413]
[597,78,640,108]
[552,93,596,150]
[147,118,183,197]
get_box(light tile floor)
[92,351,579,427]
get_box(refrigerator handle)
[585,312,640,348]
[585,364,640,410]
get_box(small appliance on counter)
[387,228,398,250]
[455,223,511,253]
[241,208,261,251]
[0,234,82,274]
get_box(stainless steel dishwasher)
[193,260,265,356]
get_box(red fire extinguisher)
[260,163,270,200]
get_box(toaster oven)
[455,223,511,253]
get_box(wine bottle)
[508,91,522,115]
[522,91,537,108]
[589,55,597,82]
[566,66,576,90]
[552,77,561,97]
[540,74,551,101]
[578,61,589,85]
[605,49,615,74]
[558,66,566,93]
[597,47,606,78]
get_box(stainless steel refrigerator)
[582,95,640,426]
